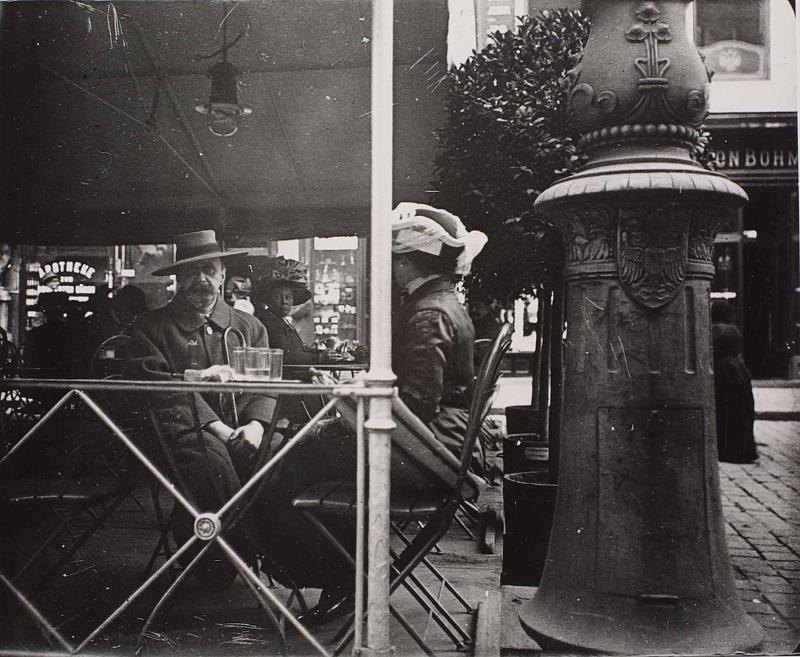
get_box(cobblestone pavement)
[720,421,800,652]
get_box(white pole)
[363,0,396,655]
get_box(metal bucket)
[502,469,557,586]
[504,405,539,435]
[503,433,548,475]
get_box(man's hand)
[229,420,264,451]
[205,420,235,443]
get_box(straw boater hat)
[390,202,488,276]
[254,256,312,306]
[151,230,248,276]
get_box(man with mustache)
[127,230,274,588]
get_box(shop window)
[694,0,769,80]
[307,236,366,347]
[475,0,529,49]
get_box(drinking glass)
[268,348,283,380]
[245,347,270,380]
[231,346,247,379]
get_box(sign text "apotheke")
[40,260,96,279]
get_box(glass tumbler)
[245,347,270,380]
[231,346,247,379]
[268,348,283,380]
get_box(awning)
[0,0,450,245]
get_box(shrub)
[432,9,590,300]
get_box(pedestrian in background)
[712,299,757,463]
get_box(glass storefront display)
[305,236,366,348]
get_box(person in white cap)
[126,229,273,589]
[256,204,488,624]
[389,202,488,466]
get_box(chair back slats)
[457,323,513,489]
[88,334,134,379]
[315,323,512,501]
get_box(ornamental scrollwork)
[685,90,708,121]
[570,82,618,121]
[561,206,616,264]
[688,207,724,262]
[622,1,708,126]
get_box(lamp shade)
[194,60,252,137]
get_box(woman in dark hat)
[252,257,319,364]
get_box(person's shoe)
[295,588,355,626]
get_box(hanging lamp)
[194,5,251,137]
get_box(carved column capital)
[554,200,735,308]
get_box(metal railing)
[2,1,399,654]
[0,376,392,656]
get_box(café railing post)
[362,0,396,655]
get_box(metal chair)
[293,323,513,655]
[0,402,140,644]
[88,334,134,378]
[87,334,178,579]
[135,372,312,653]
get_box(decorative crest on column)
[617,204,688,308]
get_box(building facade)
[469,0,798,378]
[692,0,798,378]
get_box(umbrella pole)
[363,0,396,655]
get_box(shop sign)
[39,260,97,279]
[708,127,798,172]
[27,257,105,309]
[710,148,797,170]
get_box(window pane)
[695,0,769,79]
[696,0,765,46]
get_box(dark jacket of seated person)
[253,203,488,598]
[253,259,320,365]
[128,294,275,435]
[393,275,479,469]
[123,230,274,590]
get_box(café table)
[284,361,368,382]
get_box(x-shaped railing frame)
[0,377,387,656]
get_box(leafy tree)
[432,9,591,301]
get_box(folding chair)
[88,335,178,578]
[86,334,142,454]
[473,338,493,368]
[0,406,141,643]
[136,378,313,650]
[454,327,512,548]
[88,334,134,377]
[293,323,512,655]
[0,476,139,589]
